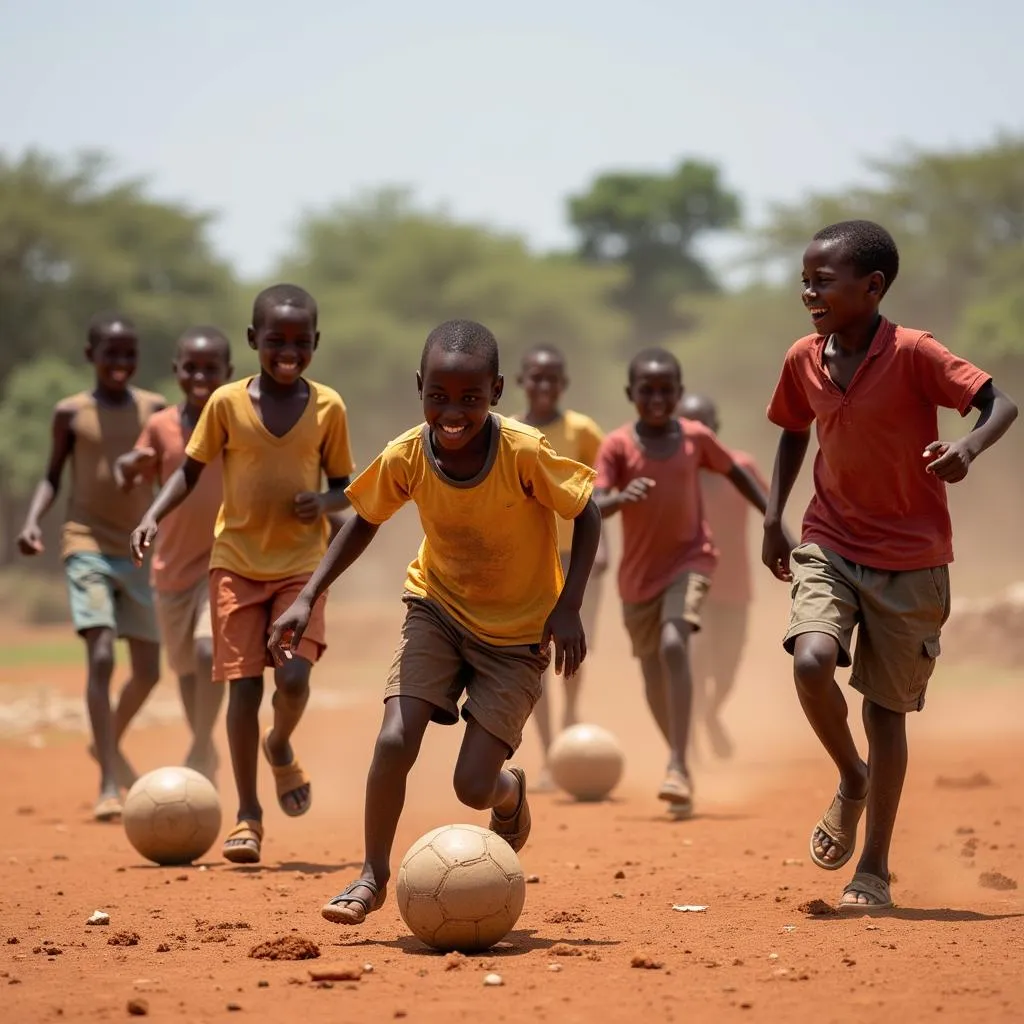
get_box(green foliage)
[277,189,630,448]
[0,149,242,395]
[568,159,741,345]
[0,357,91,498]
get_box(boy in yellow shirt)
[131,285,355,864]
[269,319,601,926]
[516,343,606,789]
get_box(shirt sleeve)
[321,395,356,478]
[694,424,736,475]
[185,392,228,465]
[524,436,596,520]
[577,417,604,468]
[345,444,411,525]
[912,334,992,416]
[767,344,816,431]
[594,433,623,491]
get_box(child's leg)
[265,656,312,815]
[323,695,436,923]
[659,617,695,781]
[839,564,948,907]
[186,636,222,780]
[702,602,749,759]
[323,597,464,924]
[225,675,263,831]
[112,638,162,751]
[454,717,524,816]
[639,653,671,743]
[82,626,120,804]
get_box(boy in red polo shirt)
[763,220,1018,912]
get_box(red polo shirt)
[767,318,990,571]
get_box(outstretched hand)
[541,599,587,679]
[618,477,656,505]
[923,440,972,483]
[130,518,159,566]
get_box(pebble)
[483,973,504,986]
[126,999,149,1016]
[547,964,563,973]
[87,911,110,927]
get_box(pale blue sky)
[4,0,1022,280]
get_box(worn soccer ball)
[549,723,625,801]
[122,766,222,866]
[397,823,526,952]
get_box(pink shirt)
[596,421,735,603]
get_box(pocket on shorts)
[910,635,942,700]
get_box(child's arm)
[542,497,602,679]
[293,476,352,524]
[129,457,206,564]
[113,448,159,492]
[16,404,76,556]
[762,428,812,582]
[268,513,380,662]
[594,478,656,518]
[923,381,1018,482]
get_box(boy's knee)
[193,637,214,669]
[792,634,839,694]
[274,660,311,701]
[452,764,497,811]
[659,621,692,664]
[862,698,904,732]
[373,725,418,774]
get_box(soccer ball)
[549,723,625,802]
[122,766,222,866]
[397,824,526,952]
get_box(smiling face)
[174,334,232,409]
[627,360,683,431]
[802,239,885,338]
[87,322,139,393]
[418,347,503,452]
[518,350,566,420]
[247,304,318,386]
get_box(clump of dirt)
[443,952,466,971]
[544,910,588,924]
[549,943,583,957]
[249,936,321,961]
[217,922,251,931]
[308,965,363,982]
[630,954,664,970]
[798,899,838,917]
[201,933,228,943]
[936,772,994,790]
[107,931,140,947]
[961,838,980,858]
[126,998,149,1016]
[979,871,1018,891]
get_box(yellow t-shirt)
[347,414,596,646]
[186,377,355,581]
[529,410,604,554]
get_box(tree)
[0,149,242,565]
[276,189,630,451]
[567,160,741,346]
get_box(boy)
[16,313,165,820]
[115,327,233,782]
[595,349,775,818]
[677,393,769,760]
[130,285,354,864]
[516,343,606,790]
[268,319,601,926]
[762,220,1017,911]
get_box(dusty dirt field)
[2,576,1023,1024]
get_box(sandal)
[838,872,893,913]
[810,789,867,871]
[321,879,387,925]
[261,728,312,818]
[658,769,694,819]
[93,794,123,822]
[222,819,263,864]
[489,766,531,852]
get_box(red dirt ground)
[2,581,1023,1023]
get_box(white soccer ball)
[397,823,526,952]
[549,723,625,801]
[122,766,221,866]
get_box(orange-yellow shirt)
[528,410,603,555]
[347,414,596,646]
[186,377,355,581]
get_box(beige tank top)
[61,389,166,560]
